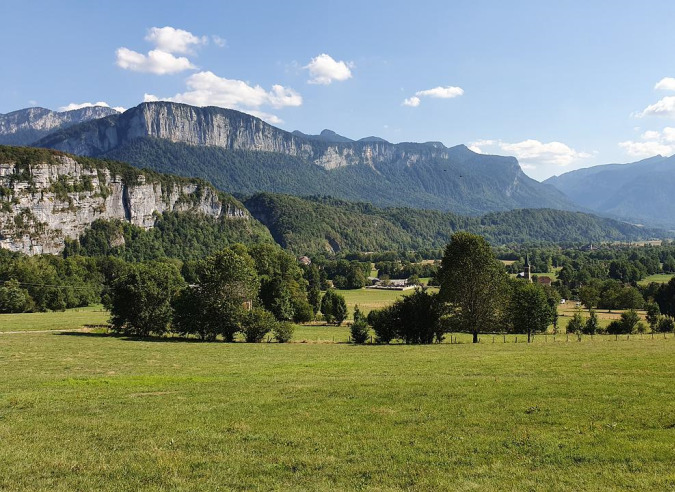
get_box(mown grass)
[1,331,675,490]
[336,287,438,317]
[0,305,109,332]
[638,273,674,286]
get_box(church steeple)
[524,253,532,282]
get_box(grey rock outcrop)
[0,106,120,146]
[0,152,248,255]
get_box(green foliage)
[657,316,674,333]
[566,310,585,334]
[0,279,33,313]
[109,261,185,337]
[241,307,277,343]
[583,310,600,335]
[439,232,509,342]
[272,321,295,343]
[350,318,370,344]
[508,282,553,341]
[607,309,641,335]
[645,301,661,332]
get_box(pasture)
[2,330,675,490]
[638,273,675,286]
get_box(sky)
[1,0,675,181]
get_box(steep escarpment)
[0,146,258,254]
[0,106,120,146]
[35,102,578,214]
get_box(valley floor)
[2,330,675,490]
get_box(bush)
[350,319,370,344]
[291,297,314,323]
[273,321,295,343]
[368,307,397,344]
[566,311,585,334]
[607,309,641,334]
[582,310,599,335]
[241,308,277,343]
[0,279,34,313]
[657,316,675,333]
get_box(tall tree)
[509,282,552,342]
[438,232,508,343]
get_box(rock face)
[0,106,120,146]
[0,150,249,255]
[37,102,456,170]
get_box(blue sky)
[2,0,675,180]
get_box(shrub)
[582,310,599,335]
[566,311,585,334]
[350,319,370,344]
[241,307,277,343]
[657,316,675,333]
[368,307,397,344]
[607,309,641,335]
[273,321,295,343]
[291,297,314,323]
[0,279,34,313]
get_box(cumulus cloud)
[655,77,675,91]
[402,96,420,107]
[145,26,207,55]
[402,85,464,107]
[637,96,675,118]
[58,101,124,112]
[619,126,675,157]
[304,54,353,85]
[415,86,464,99]
[469,139,590,167]
[116,47,196,75]
[144,71,302,124]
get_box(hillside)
[544,155,675,228]
[0,106,119,146]
[0,146,271,254]
[243,193,663,254]
[34,101,578,215]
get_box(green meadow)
[2,330,675,490]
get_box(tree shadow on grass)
[54,331,211,343]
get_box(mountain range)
[32,102,577,215]
[0,106,119,146]
[0,146,660,257]
[545,155,675,229]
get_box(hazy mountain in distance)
[544,155,675,228]
[0,106,120,146]
[291,129,354,143]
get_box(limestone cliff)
[0,106,120,146]
[0,147,249,254]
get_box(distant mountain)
[291,129,354,143]
[358,136,389,143]
[35,101,578,215]
[544,155,675,228]
[244,193,664,254]
[0,106,120,146]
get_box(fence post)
[515,336,518,343]
[370,335,373,344]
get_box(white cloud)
[402,85,464,107]
[655,77,675,91]
[116,47,196,75]
[620,126,675,157]
[28,100,38,106]
[637,96,675,118]
[212,35,227,48]
[304,54,353,85]
[58,101,123,112]
[144,71,302,124]
[402,96,420,107]
[415,86,464,99]
[145,26,207,55]
[469,139,589,167]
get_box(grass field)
[335,287,438,317]
[0,305,109,332]
[638,273,674,286]
[2,331,675,490]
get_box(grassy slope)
[2,333,675,490]
[0,306,108,332]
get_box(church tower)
[524,253,532,283]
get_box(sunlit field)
[2,331,675,490]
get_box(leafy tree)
[579,284,600,311]
[645,301,661,332]
[333,293,348,326]
[273,321,295,343]
[438,232,508,343]
[566,310,585,334]
[657,316,674,333]
[509,282,552,342]
[0,279,33,313]
[367,307,398,344]
[583,310,599,335]
[321,290,336,324]
[607,309,641,334]
[110,262,185,337]
[241,308,277,343]
[350,318,370,344]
